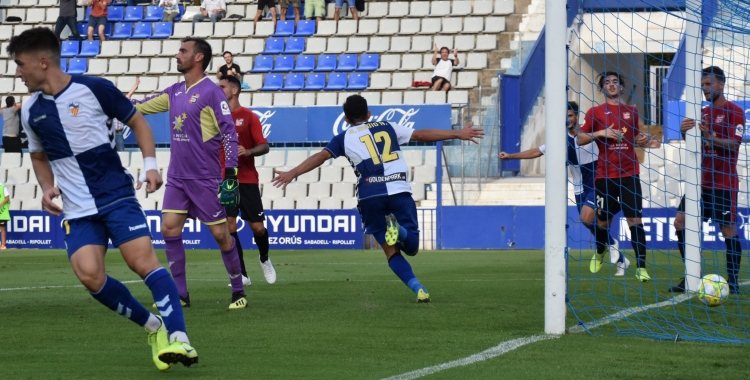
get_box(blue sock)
[145,267,187,335]
[397,226,419,256]
[388,253,426,295]
[90,275,150,327]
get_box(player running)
[272,95,484,302]
[133,37,247,309]
[578,71,661,282]
[670,66,744,294]
[499,101,628,275]
[217,75,276,286]
[10,28,196,370]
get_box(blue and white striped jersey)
[21,76,137,219]
[539,131,598,195]
[324,121,413,200]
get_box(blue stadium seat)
[79,22,112,38]
[334,54,357,72]
[77,23,87,36]
[78,41,100,57]
[294,20,315,36]
[356,54,379,72]
[60,59,67,73]
[273,20,295,37]
[67,58,87,75]
[313,54,337,72]
[325,73,348,90]
[284,38,305,54]
[132,22,152,38]
[84,7,92,21]
[283,74,305,91]
[143,6,163,21]
[152,22,172,38]
[249,56,274,72]
[110,23,132,39]
[272,56,294,72]
[262,38,285,55]
[61,41,79,58]
[292,55,315,72]
[305,74,326,90]
[174,5,185,21]
[347,73,368,90]
[123,6,144,22]
[108,6,124,22]
[260,74,284,91]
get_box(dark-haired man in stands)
[216,51,242,81]
[55,0,82,40]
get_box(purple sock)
[222,236,244,295]
[165,235,188,298]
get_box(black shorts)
[257,0,276,12]
[678,189,737,225]
[226,184,266,223]
[595,176,643,221]
[0,220,7,226]
[431,76,450,86]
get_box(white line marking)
[381,335,558,380]
[0,280,142,292]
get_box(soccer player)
[577,71,661,282]
[217,75,276,285]
[133,37,247,309]
[669,66,744,294]
[499,101,628,275]
[9,28,196,370]
[272,95,484,302]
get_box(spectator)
[0,181,9,250]
[112,79,140,152]
[1,97,22,154]
[160,0,180,22]
[54,0,82,41]
[127,0,150,5]
[304,0,324,26]
[253,0,277,29]
[193,0,226,30]
[334,0,358,23]
[431,44,459,91]
[87,0,109,42]
[280,0,300,24]
[216,51,242,82]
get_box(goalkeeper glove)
[219,168,240,209]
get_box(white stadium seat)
[381,91,403,105]
[380,55,401,70]
[463,17,485,33]
[366,2,388,18]
[430,1,451,17]
[295,93,316,106]
[360,92,381,105]
[404,91,425,104]
[319,166,342,182]
[391,37,411,53]
[420,18,442,34]
[485,16,506,32]
[388,2,409,18]
[263,183,284,198]
[234,22,254,37]
[326,37,348,54]
[347,37,368,53]
[410,1,430,17]
[338,20,357,35]
[391,72,412,89]
[411,36,432,52]
[357,19,379,35]
[317,20,337,36]
[1,153,22,168]
[295,197,319,209]
[331,182,354,198]
[400,19,420,34]
[453,1,472,16]
[306,37,327,54]
[272,197,295,210]
[285,183,308,198]
[368,37,390,53]
[319,197,342,209]
[274,93,294,106]
[377,19,399,35]
[474,1,494,15]
[308,183,330,198]
[442,18,463,34]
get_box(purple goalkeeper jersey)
[134,76,238,180]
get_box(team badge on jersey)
[220,101,231,115]
[736,124,744,137]
[623,112,631,120]
[68,102,80,116]
[716,115,725,124]
[189,93,200,104]
[236,118,244,127]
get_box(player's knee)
[77,271,106,292]
[250,223,265,235]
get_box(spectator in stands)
[304,0,325,26]
[1,97,22,155]
[111,79,141,152]
[334,0,358,23]
[253,0,277,29]
[431,44,459,92]
[193,0,226,30]
[280,0,300,25]
[127,0,150,5]
[0,181,9,250]
[216,51,242,82]
[160,0,180,22]
[55,0,82,41]
[87,0,109,42]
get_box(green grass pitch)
[1,249,748,379]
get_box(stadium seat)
[305,74,326,90]
[485,16,506,32]
[284,38,305,54]
[308,182,330,198]
[360,92,380,105]
[194,23,213,38]
[143,6,163,21]
[313,54,337,72]
[295,93,316,106]
[272,55,294,72]
[255,22,275,37]
[108,5,124,22]
[410,1,430,17]
[347,73,368,90]
[334,54,357,72]
[132,22,152,38]
[249,55,273,72]
[60,41,79,58]
[1,153,22,169]
[67,58,87,75]
[292,55,315,72]
[294,20,316,36]
[453,1,472,15]
[381,91,402,105]
[172,22,191,38]
[391,36,411,53]
[367,2,388,17]
[306,37,326,54]
[262,38,284,55]
[110,23,132,39]
[325,73,347,90]
[338,20,357,35]
[326,37,347,54]
[152,22,172,38]
[214,22,233,38]
[285,182,307,198]
[425,91,446,104]
[357,19,378,35]
[120,40,142,57]
[273,20,295,37]
[295,197,318,209]
[123,6,144,22]
[260,74,283,91]
[129,58,149,74]
[317,93,337,105]
[317,20,337,36]
[60,59,67,73]
[400,19,421,35]
[368,37,389,53]
[346,37,368,53]
[77,41,100,57]
[380,55,401,71]
[420,18,441,34]
[99,41,120,57]
[356,54,379,71]
[388,1,409,17]
[377,19,399,35]
[319,197,342,209]
[464,17,485,33]
[282,74,305,91]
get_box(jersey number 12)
[359,132,398,165]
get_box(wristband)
[138,157,158,182]
[225,167,238,179]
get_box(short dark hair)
[181,37,212,71]
[567,101,579,113]
[223,51,233,57]
[343,95,369,124]
[440,47,450,54]
[597,71,625,89]
[220,75,241,89]
[702,66,726,83]
[5,96,15,108]
[6,27,61,65]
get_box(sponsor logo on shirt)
[220,101,231,115]
[173,112,187,132]
[32,115,46,123]
[736,124,744,137]
[236,118,244,127]
[623,112,631,120]
[716,115,725,124]
[68,102,80,116]
[189,93,200,104]
[364,172,407,184]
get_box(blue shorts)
[358,192,419,245]
[575,189,596,214]
[88,16,107,29]
[335,0,356,8]
[64,198,151,258]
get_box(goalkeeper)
[134,37,247,310]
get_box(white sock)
[144,314,162,332]
[170,331,190,345]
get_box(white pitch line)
[0,279,143,292]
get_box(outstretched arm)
[499,147,543,160]
[272,150,332,190]
[411,122,484,144]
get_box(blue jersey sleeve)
[324,132,346,158]
[74,76,137,124]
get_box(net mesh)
[565,0,750,343]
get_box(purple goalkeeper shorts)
[161,177,227,225]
